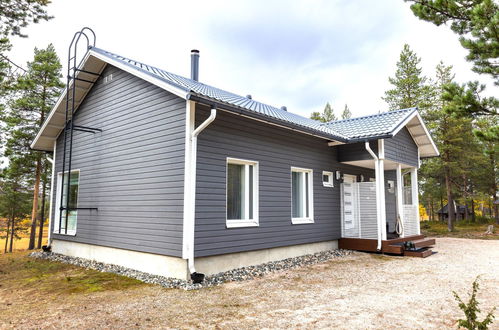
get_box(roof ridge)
[323,107,417,126]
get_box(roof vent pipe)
[190,49,199,81]
[246,94,252,99]
[281,106,287,111]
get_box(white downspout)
[186,107,217,276]
[365,141,382,250]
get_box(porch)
[336,139,435,257]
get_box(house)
[437,203,472,221]
[31,42,439,281]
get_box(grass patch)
[0,251,146,295]
[421,221,499,240]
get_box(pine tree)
[382,44,433,116]
[4,44,63,249]
[407,0,499,84]
[0,0,52,39]
[341,104,352,119]
[0,158,32,252]
[310,102,337,123]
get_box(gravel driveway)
[3,237,499,329]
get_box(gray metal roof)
[322,107,418,140]
[91,47,347,141]
[90,48,426,145]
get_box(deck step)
[404,248,433,258]
[383,244,404,254]
[409,238,436,249]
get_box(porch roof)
[323,108,439,158]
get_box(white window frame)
[322,171,334,187]
[53,169,80,236]
[291,167,314,224]
[226,157,259,228]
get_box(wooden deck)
[338,235,436,258]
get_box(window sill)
[291,218,314,225]
[53,231,76,236]
[226,220,259,228]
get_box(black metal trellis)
[58,27,101,234]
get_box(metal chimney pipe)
[191,49,199,81]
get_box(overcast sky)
[7,0,498,118]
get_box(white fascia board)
[391,111,439,157]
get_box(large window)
[226,158,259,228]
[54,170,80,235]
[291,167,314,224]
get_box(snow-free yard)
[1,237,498,329]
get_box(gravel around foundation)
[30,249,353,290]
[3,238,499,328]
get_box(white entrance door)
[343,174,357,230]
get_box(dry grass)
[421,220,499,240]
[0,227,48,254]
[1,238,498,329]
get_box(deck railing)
[341,182,378,239]
[403,204,419,236]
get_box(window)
[322,171,334,187]
[54,170,80,235]
[291,167,314,224]
[226,158,259,228]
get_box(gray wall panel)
[337,141,378,162]
[194,106,374,257]
[50,65,186,257]
[384,127,418,167]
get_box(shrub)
[453,276,495,329]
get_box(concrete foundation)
[51,239,189,280]
[51,239,338,280]
[196,240,338,276]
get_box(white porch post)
[410,167,420,234]
[396,163,404,237]
[378,139,387,240]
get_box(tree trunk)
[440,189,444,222]
[4,217,11,253]
[37,172,48,249]
[445,170,455,231]
[464,201,469,221]
[28,157,42,250]
[471,198,476,222]
[9,215,14,253]
[429,197,434,221]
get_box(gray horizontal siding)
[51,65,186,257]
[337,141,378,162]
[384,127,418,167]
[194,105,374,257]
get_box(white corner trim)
[182,100,195,259]
[47,142,57,244]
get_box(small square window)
[322,171,334,187]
